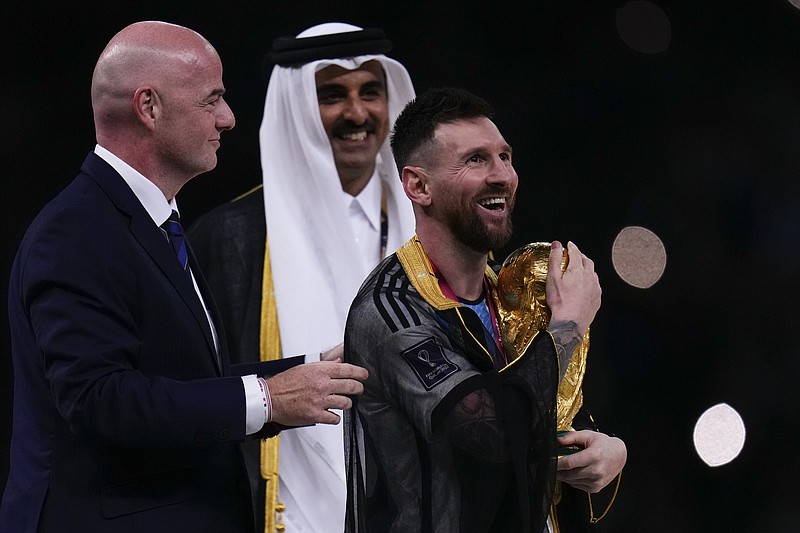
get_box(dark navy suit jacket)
[1,152,257,532]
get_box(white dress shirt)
[94,145,265,435]
[345,169,383,275]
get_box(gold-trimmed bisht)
[492,242,619,528]
[259,239,286,532]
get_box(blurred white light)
[693,403,746,467]
[611,226,667,288]
[788,0,800,10]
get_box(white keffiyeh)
[259,22,416,533]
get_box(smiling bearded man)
[343,87,626,533]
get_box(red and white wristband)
[257,377,273,424]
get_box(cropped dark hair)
[390,87,494,172]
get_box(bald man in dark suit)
[1,21,367,533]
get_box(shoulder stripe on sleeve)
[373,256,422,333]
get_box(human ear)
[133,86,160,130]
[401,166,431,207]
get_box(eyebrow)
[360,79,386,92]
[316,79,386,94]
[316,82,344,94]
[458,143,513,159]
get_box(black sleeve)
[188,188,266,365]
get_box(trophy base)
[556,429,584,457]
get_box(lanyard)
[379,183,388,258]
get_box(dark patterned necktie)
[162,210,189,272]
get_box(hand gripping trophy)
[492,243,589,442]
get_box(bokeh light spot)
[611,226,666,288]
[693,403,746,467]
[616,1,672,54]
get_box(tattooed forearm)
[547,320,581,381]
[442,388,509,461]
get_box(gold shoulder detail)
[396,236,461,311]
[231,183,264,203]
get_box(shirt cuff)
[241,374,266,435]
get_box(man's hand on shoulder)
[320,343,344,362]
[266,361,368,426]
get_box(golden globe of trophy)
[492,242,589,435]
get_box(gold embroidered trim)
[453,307,498,368]
[260,238,284,532]
[232,183,263,203]
[396,237,459,311]
[396,236,498,367]
[395,236,495,310]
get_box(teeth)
[480,197,506,208]
[342,131,367,141]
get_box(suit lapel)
[188,242,230,375]
[129,214,222,372]
[82,153,222,375]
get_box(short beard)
[446,201,514,254]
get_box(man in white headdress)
[189,22,416,533]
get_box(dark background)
[3,1,800,530]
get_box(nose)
[342,95,369,124]
[217,97,236,131]
[487,157,516,185]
